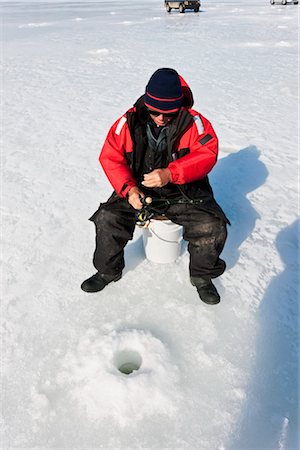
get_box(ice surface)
[2,0,299,448]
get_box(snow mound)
[57,329,182,426]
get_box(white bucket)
[142,219,183,263]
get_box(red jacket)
[99,80,219,199]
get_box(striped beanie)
[144,68,183,113]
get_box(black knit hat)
[144,68,183,113]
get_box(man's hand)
[127,186,145,210]
[142,169,172,188]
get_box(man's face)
[150,112,174,127]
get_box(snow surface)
[1,0,299,448]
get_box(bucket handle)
[148,224,182,244]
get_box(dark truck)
[165,0,200,13]
[270,0,298,3]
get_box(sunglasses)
[147,109,178,118]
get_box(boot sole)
[200,297,220,305]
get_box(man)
[81,68,229,305]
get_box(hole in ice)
[114,350,142,375]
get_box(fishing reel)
[136,196,154,227]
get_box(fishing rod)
[136,195,203,227]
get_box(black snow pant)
[89,194,227,279]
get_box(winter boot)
[81,272,122,293]
[191,277,220,305]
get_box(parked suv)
[165,0,201,13]
[270,0,298,4]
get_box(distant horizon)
[1,0,267,3]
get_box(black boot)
[81,272,122,293]
[191,277,220,305]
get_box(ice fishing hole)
[114,350,143,375]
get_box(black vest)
[125,98,230,223]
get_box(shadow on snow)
[211,145,269,269]
[229,220,300,449]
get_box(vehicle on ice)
[270,0,298,4]
[165,0,200,13]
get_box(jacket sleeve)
[168,113,218,184]
[99,115,137,197]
